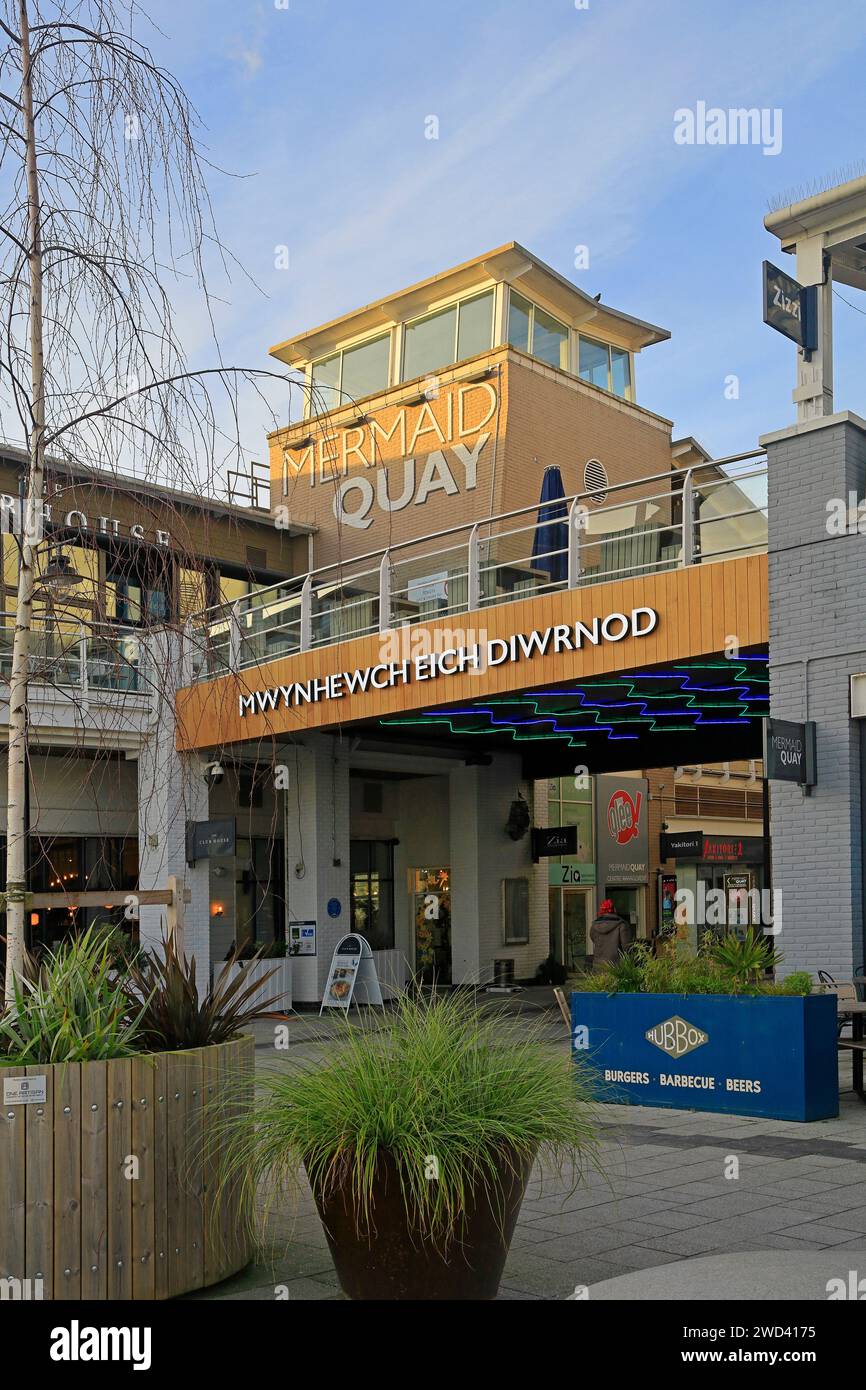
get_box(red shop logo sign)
[607,788,642,845]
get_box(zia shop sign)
[238,606,659,717]
[282,381,497,531]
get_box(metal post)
[299,574,312,651]
[681,469,695,567]
[379,550,392,633]
[78,624,88,705]
[468,525,481,611]
[567,497,584,589]
[228,599,242,671]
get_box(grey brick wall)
[764,413,866,977]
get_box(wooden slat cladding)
[176,554,769,752]
[0,1037,254,1301]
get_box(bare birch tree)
[0,0,298,1001]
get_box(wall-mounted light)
[211,902,225,918]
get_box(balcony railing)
[186,451,769,682]
[0,618,143,694]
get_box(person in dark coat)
[590,899,635,967]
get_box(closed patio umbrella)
[531,464,568,583]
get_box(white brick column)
[448,755,537,985]
[283,734,351,1004]
[136,628,210,998]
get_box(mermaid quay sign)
[238,605,659,717]
[282,381,496,530]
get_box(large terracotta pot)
[310,1146,533,1300]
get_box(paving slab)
[587,1250,866,1300]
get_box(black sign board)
[531,825,577,862]
[185,817,236,864]
[763,261,818,351]
[763,717,816,786]
[661,831,765,864]
[660,830,702,859]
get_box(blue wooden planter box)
[571,992,838,1122]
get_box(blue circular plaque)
[327,897,342,919]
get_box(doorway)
[549,886,592,973]
[412,866,451,985]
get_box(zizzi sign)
[283,382,497,531]
[238,607,659,716]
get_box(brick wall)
[764,413,866,977]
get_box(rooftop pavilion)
[269,242,670,418]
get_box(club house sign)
[238,605,659,716]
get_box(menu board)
[320,934,384,1013]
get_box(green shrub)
[222,987,600,1251]
[0,924,146,1063]
[570,932,798,997]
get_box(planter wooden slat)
[165,1050,188,1298]
[25,1063,53,1299]
[1,1040,253,1300]
[218,1039,239,1282]
[201,1043,221,1288]
[184,1050,205,1296]
[131,1056,155,1300]
[0,1066,27,1284]
[53,1065,81,1298]
[151,1053,169,1300]
[107,1058,133,1298]
[80,1061,108,1299]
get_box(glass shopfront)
[546,775,595,970]
[0,834,140,955]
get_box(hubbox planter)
[310,1145,535,1301]
[0,1036,254,1300]
[571,992,838,1122]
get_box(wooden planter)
[0,1035,254,1300]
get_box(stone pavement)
[185,1008,866,1302]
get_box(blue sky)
[143,0,866,463]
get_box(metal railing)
[186,451,768,681]
[0,617,143,694]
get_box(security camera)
[202,761,224,788]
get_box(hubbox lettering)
[645,1015,709,1059]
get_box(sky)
[138,0,866,468]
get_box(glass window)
[532,306,569,369]
[340,333,390,404]
[611,346,631,399]
[507,291,531,352]
[402,304,457,382]
[456,290,494,361]
[310,352,342,415]
[579,336,610,389]
[502,877,530,944]
[179,567,207,618]
[350,839,395,951]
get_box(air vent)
[583,457,609,505]
[362,781,384,814]
[246,545,268,569]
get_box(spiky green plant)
[0,923,147,1062]
[125,936,284,1050]
[710,927,782,990]
[221,988,600,1252]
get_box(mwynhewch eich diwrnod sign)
[238,606,658,717]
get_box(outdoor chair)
[817,970,858,1037]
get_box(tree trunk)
[4,0,44,1004]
